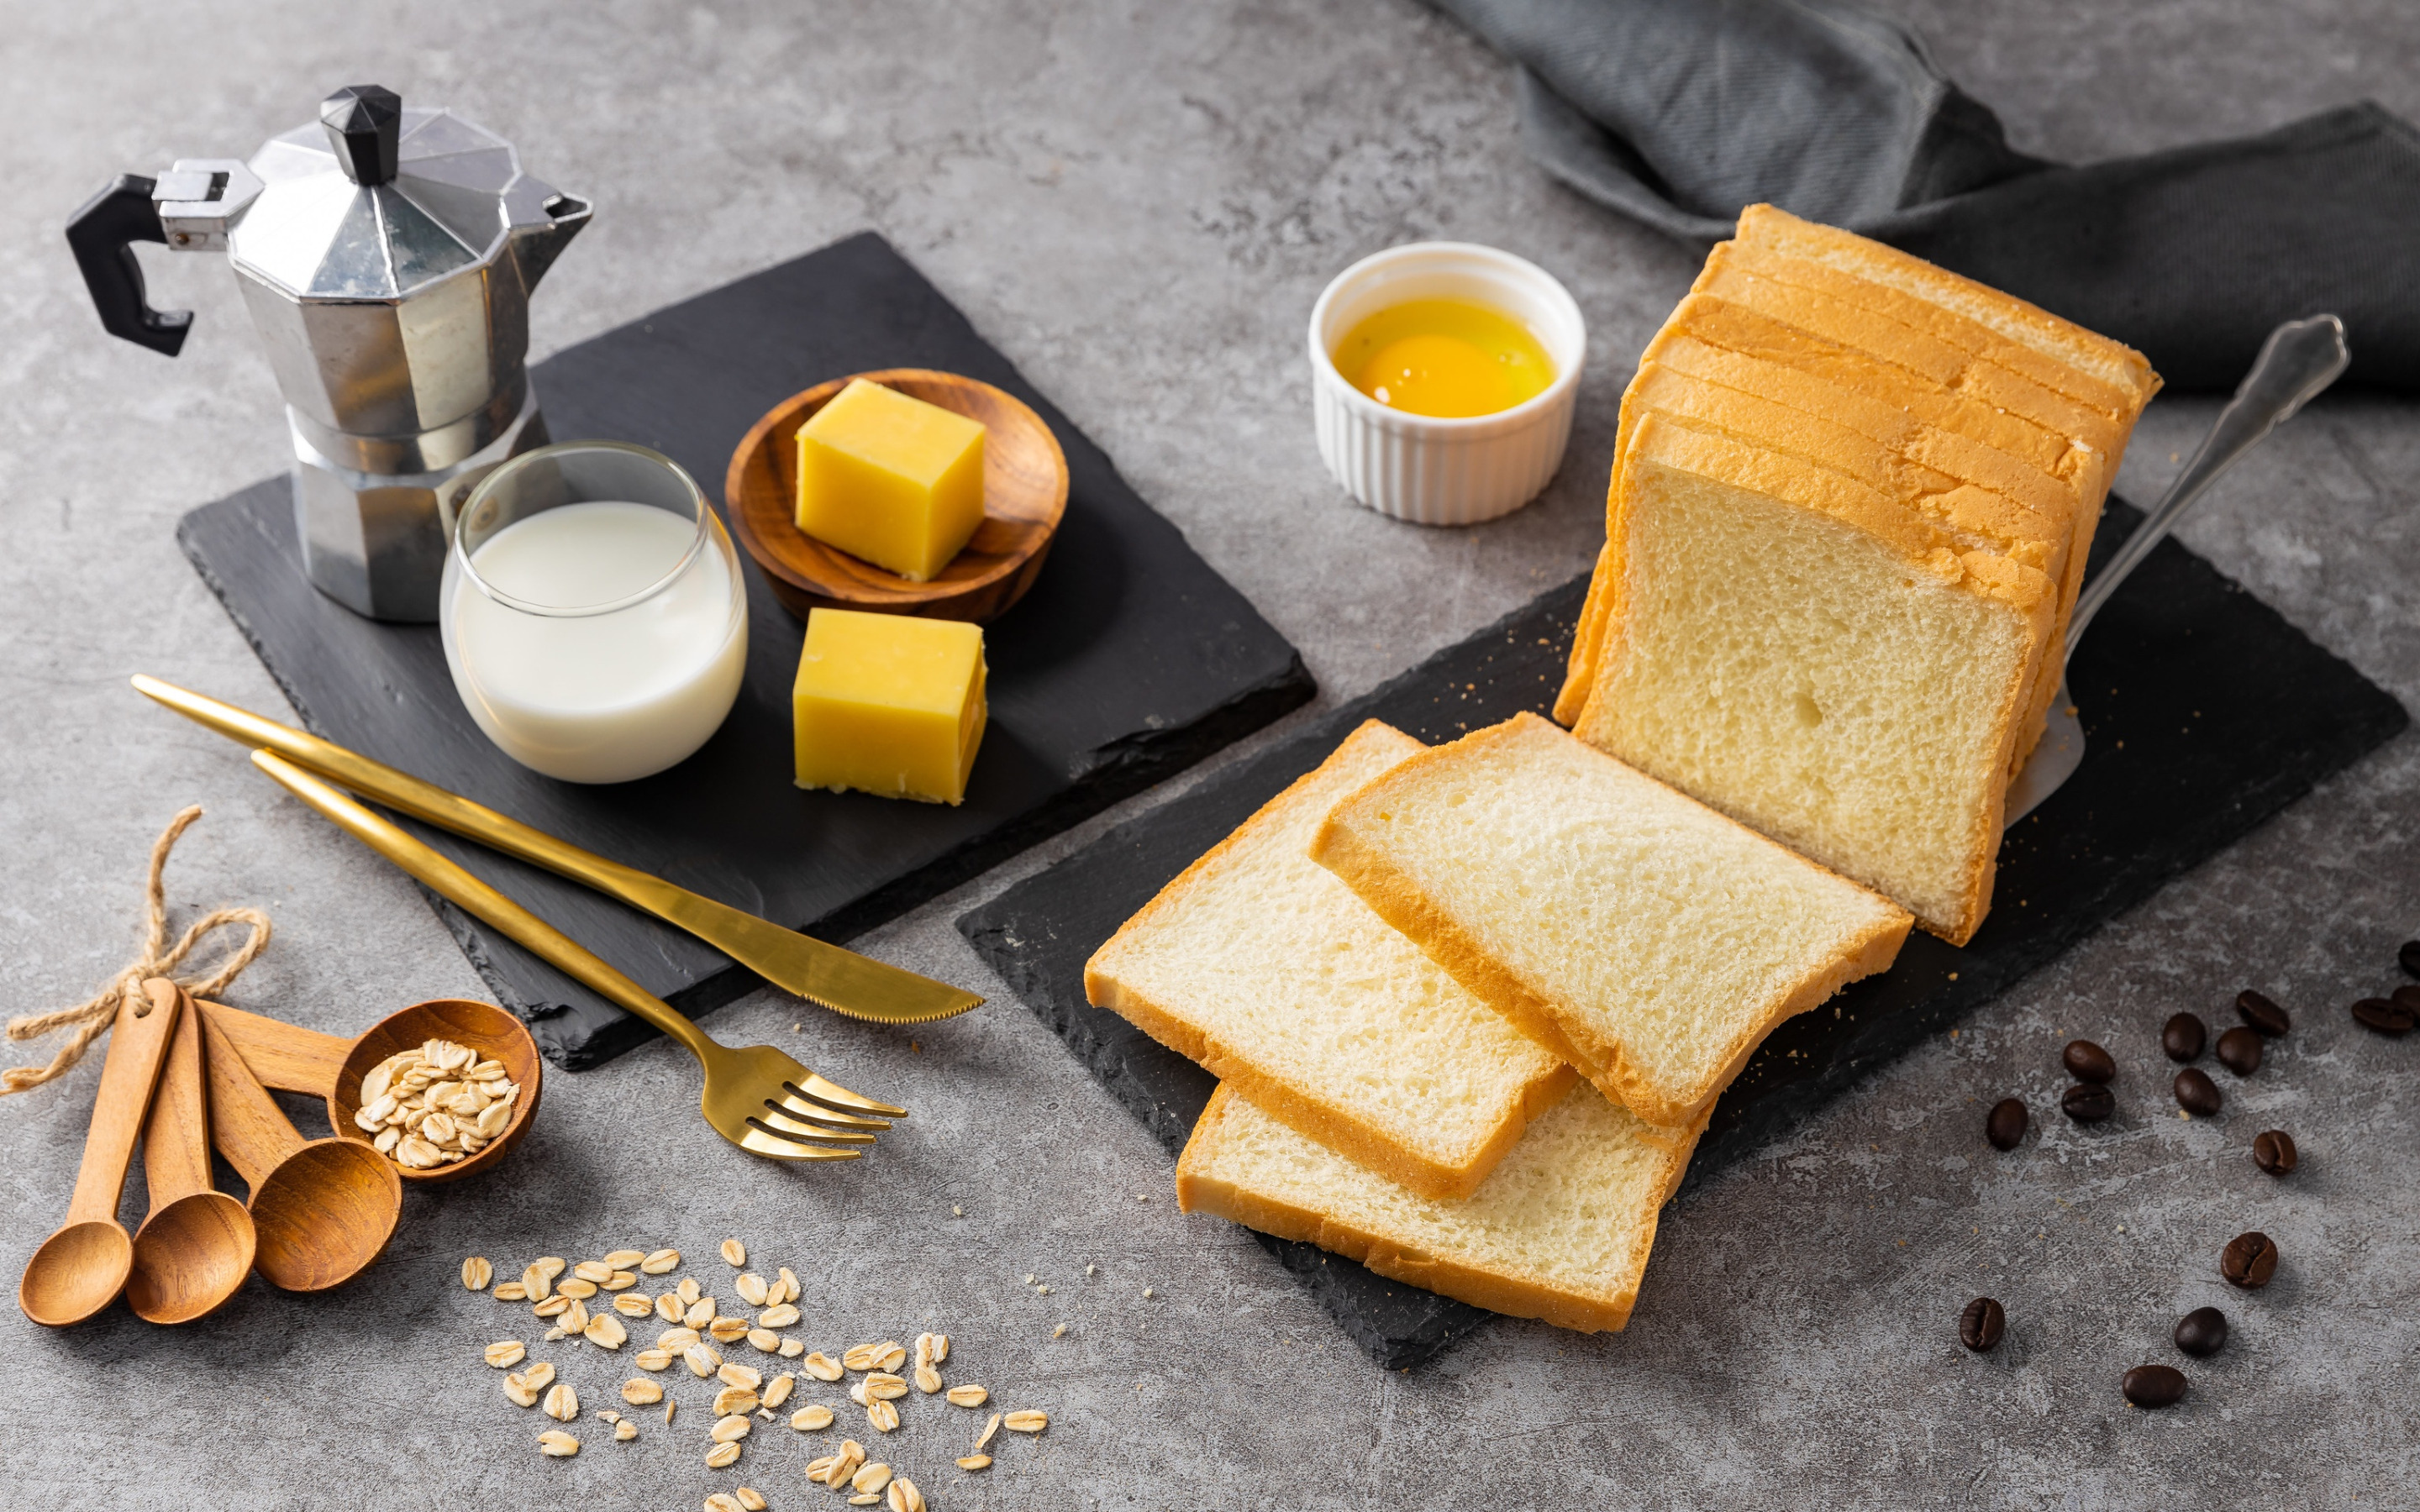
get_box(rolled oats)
[762,1374,795,1410]
[677,1278,702,1305]
[779,1338,806,1359]
[747,1329,781,1353]
[718,1362,764,1390]
[491,1280,529,1301]
[658,1326,702,1351]
[888,1477,924,1512]
[802,1352,844,1382]
[583,1313,628,1349]
[556,1278,597,1299]
[685,1298,718,1329]
[532,1257,567,1282]
[864,1373,908,1401]
[705,1440,743,1469]
[757,1303,801,1329]
[536,1430,579,1457]
[542,1383,579,1421]
[634,1347,676,1372]
[484,1340,526,1368]
[866,1399,899,1433]
[955,1455,992,1471]
[613,1420,638,1441]
[974,1412,1002,1452]
[461,1257,493,1290]
[736,1491,766,1512]
[712,1414,753,1443]
[913,1362,942,1395]
[705,1496,743,1512]
[602,1248,646,1269]
[522,1265,554,1302]
[685,1343,723,1378]
[601,1270,639,1291]
[734,1273,770,1307]
[533,1294,570,1319]
[622,1378,665,1405]
[792,1404,835,1431]
[944,1385,987,1408]
[1002,1410,1048,1434]
[714,1387,761,1417]
[640,1248,681,1274]
[613,1292,655,1318]
[720,1238,747,1267]
[851,1462,892,1494]
[656,1293,685,1323]
[573,1260,613,1284]
[709,1317,751,1344]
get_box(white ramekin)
[1308,242,1587,527]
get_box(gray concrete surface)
[5,2,2417,1506]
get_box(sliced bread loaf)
[1085,719,1576,1201]
[1570,413,2049,942]
[1311,711,1912,1126]
[1177,1080,1702,1333]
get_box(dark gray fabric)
[1431,0,2420,391]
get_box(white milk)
[441,500,749,784]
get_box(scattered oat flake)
[706,1440,743,1468]
[706,1496,744,1512]
[623,1378,665,1405]
[913,1362,942,1394]
[867,1399,899,1433]
[492,1280,528,1301]
[945,1384,987,1408]
[889,1477,924,1512]
[719,1362,764,1390]
[956,1454,992,1471]
[779,1338,805,1358]
[1052,1324,1067,1338]
[852,1462,892,1494]
[543,1383,579,1421]
[793,1404,835,1431]
[721,1238,747,1267]
[804,1352,844,1381]
[736,1492,766,1512]
[614,1420,638,1441]
[602,1248,645,1269]
[461,1257,492,1290]
[574,1260,612,1284]
[484,1341,525,1368]
[537,1430,580,1457]
[763,1374,795,1410]
[713,1414,753,1443]
[1003,1410,1048,1433]
[665,1399,677,1425]
[975,1413,1002,1451]
[641,1248,681,1274]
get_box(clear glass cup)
[439,441,750,784]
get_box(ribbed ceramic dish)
[1308,242,1586,527]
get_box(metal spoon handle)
[2065,314,2349,657]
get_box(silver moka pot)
[67,84,590,621]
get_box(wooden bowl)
[329,1000,544,1187]
[725,369,1070,623]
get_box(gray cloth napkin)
[1428,0,2420,391]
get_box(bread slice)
[1177,1080,1702,1333]
[1084,720,1576,1201]
[1568,414,2053,942]
[1312,711,1911,1125]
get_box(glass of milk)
[440,441,750,784]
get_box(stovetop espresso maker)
[68,84,590,621]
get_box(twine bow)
[3,806,271,1095]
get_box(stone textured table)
[5,3,2416,1506]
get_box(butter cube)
[792,608,986,804]
[794,379,988,581]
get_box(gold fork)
[250,750,902,1162]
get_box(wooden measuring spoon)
[125,988,256,1324]
[197,1006,401,1292]
[18,978,181,1326]
[196,997,542,1184]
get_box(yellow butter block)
[793,607,986,804]
[794,379,988,581]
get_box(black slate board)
[955,498,2410,1368]
[179,233,1313,1069]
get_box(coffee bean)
[2121,1364,2188,1408]
[2221,1231,2278,1289]
[2062,1039,2116,1084]
[2401,938,2420,980]
[2235,990,2291,1037]
[2394,984,2420,1014]
[1985,1097,2028,1151]
[2173,1306,2228,1357]
[2215,1026,2263,1077]
[2161,1012,2207,1063]
[2350,996,2416,1036]
[1959,1296,2005,1352]
[2253,1129,2298,1175]
[2061,1082,2114,1122]
[2173,1067,2222,1116]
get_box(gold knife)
[133,675,981,1026]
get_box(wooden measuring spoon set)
[18,979,541,1327]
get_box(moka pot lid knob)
[319,85,402,186]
